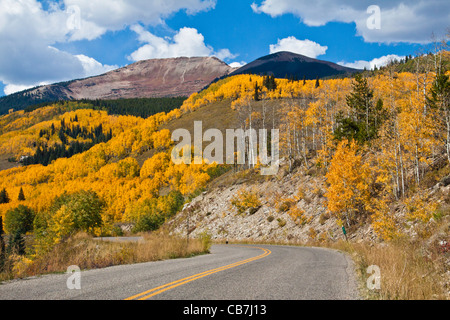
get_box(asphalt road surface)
[0,244,360,300]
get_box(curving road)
[0,244,360,300]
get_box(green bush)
[133,213,165,233]
[277,218,286,228]
[199,231,212,252]
[49,190,104,234]
[4,205,35,235]
[131,191,185,233]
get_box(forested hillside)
[0,51,449,291]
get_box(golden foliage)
[325,140,371,226]
[230,187,262,214]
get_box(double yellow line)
[125,246,271,300]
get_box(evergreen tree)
[18,187,25,201]
[4,205,35,235]
[315,76,320,88]
[427,69,450,110]
[427,69,450,163]
[334,74,384,144]
[254,82,260,101]
[269,75,277,91]
[8,230,25,255]
[0,188,9,204]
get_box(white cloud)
[338,54,406,70]
[214,49,238,61]
[252,0,450,43]
[128,25,237,62]
[0,0,216,95]
[76,55,118,77]
[229,61,247,69]
[64,0,217,40]
[269,37,328,58]
[4,84,35,96]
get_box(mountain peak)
[231,51,360,80]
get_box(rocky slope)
[64,56,234,100]
[167,162,376,244]
[167,160,449,246]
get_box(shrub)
[50,190,104,235]
[231,188,261,214]
[33,190,105,254]
[133,213,165,233]
[319,212,330,225]
[277,218,286,228]
[308,227,317,239]
[130,191,185,233]
[199,231,212,252]
[277,199,296,213]
[289,207,308,225]
[4,205,35,235]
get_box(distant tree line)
[79,97,187,118]
[20,97,187,118]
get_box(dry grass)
[1,232,210,281]
[319,238,449,300]
[216,235,449,300]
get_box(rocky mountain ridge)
[0,56,235,114]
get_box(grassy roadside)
[324,239,448,300]
[218,234,449,300]
[0,231,212,282]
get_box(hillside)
[0,69,449,298]
[230,51,360,79]
[0,56,234,115]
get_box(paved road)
[0,244,360,300]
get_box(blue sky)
[0,0,448,97]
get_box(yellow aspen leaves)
[325,140,371,227]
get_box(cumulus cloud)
[0,0,216,95]
[4,84,38,96]
[214,49,239,61]
[128,25,237,62]
[251,0,450,43]
[75,54,118,77]
[338,54,406,70]
[269,37,328,58]
[229,61,247,69]
[64,0,217,41]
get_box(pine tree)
[0,188,9,204]
[334,74,383,144]
[8,230,25,255]
[253,82,260,101]
[427,69,450,163]
[18,187,25,201]
[315,76,320,88]
[269,75,277,91]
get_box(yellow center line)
[124,246,271,300]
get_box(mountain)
[231,51,360,80]
[0,56,234,115]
